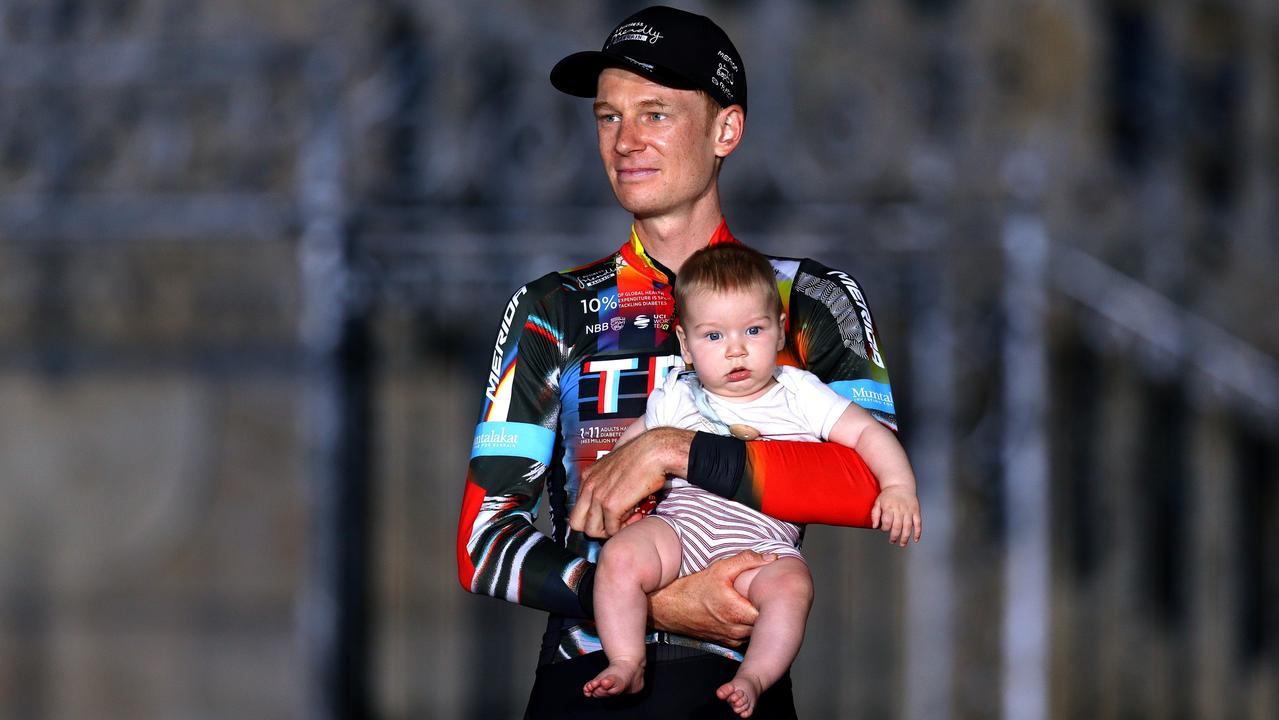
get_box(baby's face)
[675,287,786,401]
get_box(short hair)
[674,243,782,320]
[696,90,722,126]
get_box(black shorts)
[524,645,798,720]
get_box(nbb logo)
[578,354,682,419]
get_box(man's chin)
[612,193,667,219]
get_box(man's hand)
[570,426,694,538]
[871,486,922,547]
[647,551,774,647]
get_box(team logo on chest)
[577,353,683,418]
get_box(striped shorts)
[652,485,805,577]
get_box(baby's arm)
[613,416,648,449]
[826,404,921,546]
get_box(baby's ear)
[776,313,788,351]
[675,325,694,364]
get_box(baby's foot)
[583,658,645,698]
[716,673,765,718]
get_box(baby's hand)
[871,487,922,547]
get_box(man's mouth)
[616,168,658,181]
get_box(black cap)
[550,5,747,114]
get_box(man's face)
[593,68,730,219]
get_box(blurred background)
[1,0,1276,718]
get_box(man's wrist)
[651,426,695,477]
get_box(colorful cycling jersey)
[457,218,896,665]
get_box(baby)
[584,243,921,717]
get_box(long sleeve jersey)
[457,219,897,664]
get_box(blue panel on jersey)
[829,379,896,415]
[471,422,556,464]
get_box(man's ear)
[675,324,695,365]
[712,105,745,158]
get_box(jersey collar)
[619,218,739,285]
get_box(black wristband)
[577,563,597,619]
[686,431,746,499]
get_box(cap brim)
[550,50,699,99]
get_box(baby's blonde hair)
[674,243,782,321]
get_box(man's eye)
[650,113,667,121]
[597,114,620,123]
[706,332,721,341]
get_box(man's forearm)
[686,433,881,526]
[458,476,598,618]
[686,432,747,499]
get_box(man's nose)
[615,117,644,154]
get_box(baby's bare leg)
[584,517,683,698]
[715,557,813,717]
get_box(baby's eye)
[705,331,722,341]
[746,326,762,336]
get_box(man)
[457,6,900,718]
